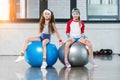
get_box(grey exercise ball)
[58,42,89,67]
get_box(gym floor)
[0,54,120,80]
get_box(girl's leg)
[78,38,97,67]
[21,37,40,55]
[64,39,74,67]
[41,39,49,68]
[15,37,40,62]
[42,39,49,61]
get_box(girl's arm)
[81,21,85,37]
[81,21,88,39]
[66,20,72,38]
[66,33,70,38]
[52,23,63,43]
[81,33,84,36]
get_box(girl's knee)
[65,42,70,47]
[65,40,73,47]
[25,38,31,43]
[79,38,85,43]
[42,39,49,46]
[87,42,92,48]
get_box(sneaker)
[65,61,71,68]
[41,61,47,69]
[89,59,98,67]
[15,56,24,63]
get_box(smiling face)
[72,8,80,20]
[43,12,51,20]
[43,10,51,20]
[72,12,80,20]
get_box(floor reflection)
[25,67,59,80]
[15,66,96,80]
[94,55,113,60]
[59,67,95,80]
[1,55,120,80]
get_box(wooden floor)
[0,54,120,80]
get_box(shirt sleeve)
[66,20,72,34]
[81,21,85,34]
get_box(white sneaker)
[15,56,24,63]
[41,61,47,69]
[65,61,71,68]
[89,59,98,67]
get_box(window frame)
[0,0,120,23]
[87,0,119,21]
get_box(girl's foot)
[15,56,24,63]
[65,60,71,68]
[92,60,98,67]
[41,61,47,69]
[15,51,24,63]
[89,59,98,67]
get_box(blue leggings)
[74,37,81,42]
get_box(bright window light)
[0,0,9,20]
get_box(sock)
[43,56,46,61]
[65,58,68,62]
[20,51,24,56]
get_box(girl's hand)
[59,42,63,46]
[80,38,88,44]
[59,40,63,46]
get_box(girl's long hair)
[39,9,55,34]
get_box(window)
[16,0,40,19]
[0,0,9,20]
[0,0,120,22]
[87,0,118,20]
[88,0,100,4]
[48,0,70,19]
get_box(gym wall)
[0,23,120,55]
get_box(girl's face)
[43,12,51,20]
[72,13,80,20]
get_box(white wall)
[0,23,120,55]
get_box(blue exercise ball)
[58,42,89,67]
[25,41,58,67]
